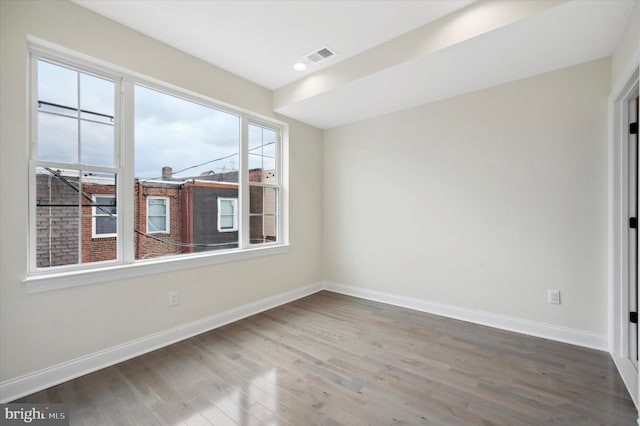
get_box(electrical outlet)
[168,291,179,307]
[548,289,561,305]
[337,262,344,271]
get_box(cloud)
[37,61,245,180]
[134,85,240,179]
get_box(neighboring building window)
[29,45,285,279]
[218,198,238,232]
[147,197,169,233]
[93,195,117,237]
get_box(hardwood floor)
[17,291,637,425]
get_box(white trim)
[0,281,322,403]
[146,196,170,234]
[23,244,290,293]
[1,280,617,403]
[608,53,640,411]
[324,282,608,351]
[613,355,639,407]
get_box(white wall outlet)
[168,291,179,307]
[548,289,561,305]
[337,262,344,271]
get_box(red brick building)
[35,167,275,267]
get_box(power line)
[138,141,275,181]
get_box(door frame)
[609,61,639,410]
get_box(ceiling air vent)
[305,46,336,64]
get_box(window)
[28,44,287,284]
[93,195,117,237]
[218,198,238,232]
[32,57,118,268]
[134,84,243,257]
[147,197,169,233]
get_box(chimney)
[162,166,172,179]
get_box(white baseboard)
[0,280,611,403]
[0,282,323,403]
[612,356,639,408]
[323,281,608,351]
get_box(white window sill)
[23,244,289,294]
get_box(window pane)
[263,138,276,158]
[219,215,234,229]
[248,153,263,172]
[248,123,277,183]
[249,186,277,244]
[80,73,114,119]
[134,85,240,180]
[38,60,77,112]
[134,85,240,258]
[219,199,234,215]
[263,215,277,242]
[38,112,78,163]
[96,216,116,234]
[95,195,116,215]
[248,124,264,150]
[148,205,165,216]
[36,167,80,267]
[81,121,113,167]
[148,216,166,233]
[36,61,116,167]
[148,201,166,216]
[36,168,117,266]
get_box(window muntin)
[147,197,169,234]
[29,48,285,279]
[36,60,115,167]
[218,198,238,232]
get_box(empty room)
[1,0,639,424]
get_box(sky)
[36,60,275,181]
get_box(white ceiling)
[74,0,636,129]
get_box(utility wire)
[138,141,275,181]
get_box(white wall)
[612,0,640,86]
[324,58,611,335]
[0,0,323,384]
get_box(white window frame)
[217,197,238,232]
[146,196,170,234]
[92,195,117,238]
[24,40,289,293]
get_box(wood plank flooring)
[17,291,637,425]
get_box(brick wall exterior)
[81,182,116,263]
[35,173,79,267]
[134,183,184,260]
[35,170,263,266]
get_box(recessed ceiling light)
[293,62,307,71]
